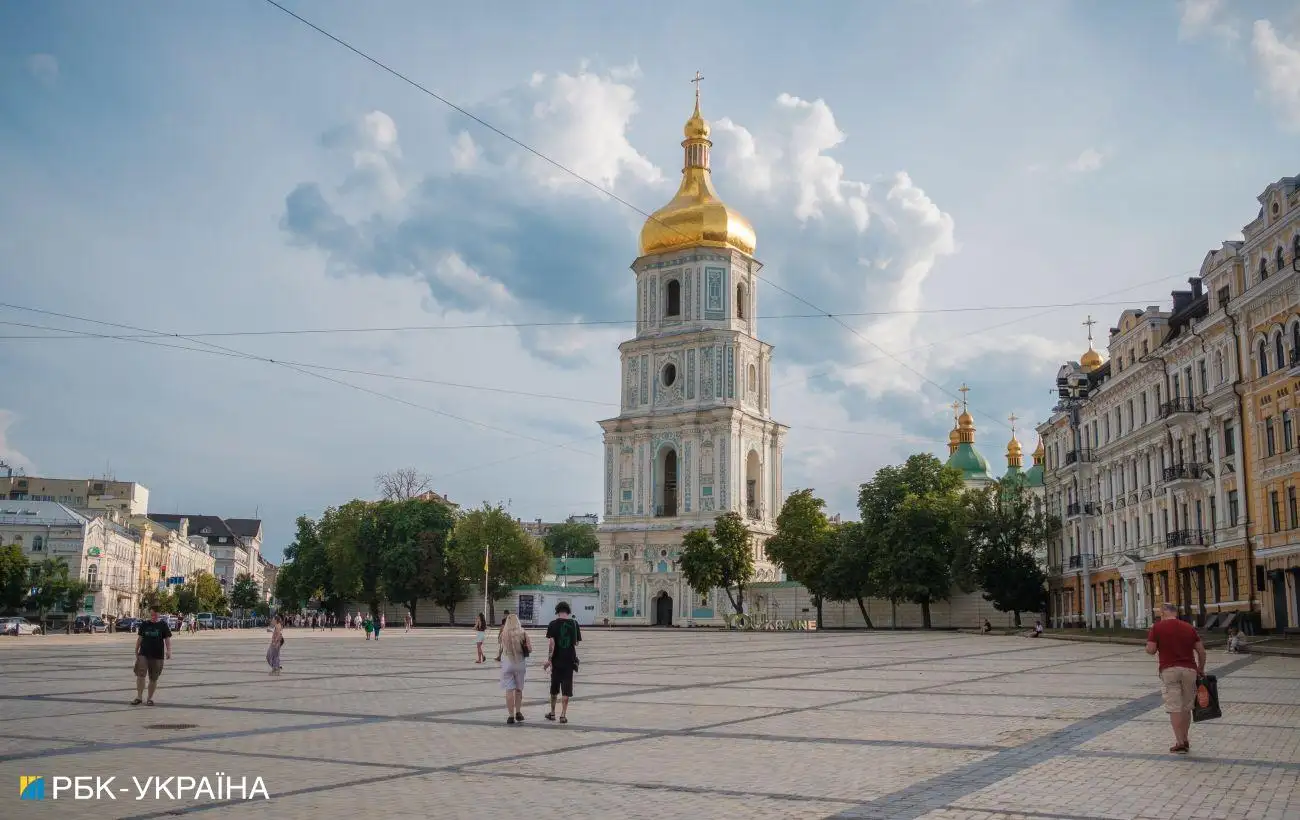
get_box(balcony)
[1166,529,1211,549]
[1066,501,1099,518]
[1162,463,1205,484]
[1159,397,1200,418]
[746,506,761,521]
[1064,449,1096,466]
[84,580,102,591]
[1067,554,1099,570]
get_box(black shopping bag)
[1192,674,1222,723]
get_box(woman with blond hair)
[497,613,532,725]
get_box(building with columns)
[594,84,787,626]
[1234,174,1300,631]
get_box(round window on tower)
[662,363,677,387]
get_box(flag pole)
[483,543,490,624]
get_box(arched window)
[1259,340,1269,378]
[32,535,43,551]
[1276,332,1286,371]
[748,363,757,393]
[736,283,746,320]
[664,279,681,317]
[86,564,98,586]
[1213,351,1224,384]
[1260,257,1269,281]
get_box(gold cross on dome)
[951,400,962,420]
[1083,314,1097,344]
[691,70,704,105]
[958,383,970,411]
[1008,413,1019,434]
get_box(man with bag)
[1145,602,1206,754]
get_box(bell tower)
[594,75,788,625]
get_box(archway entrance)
[654,592,673,627]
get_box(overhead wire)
[259,0,1199,432]
[0,299,1164,340]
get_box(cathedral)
[944,386,1045,493]
[593,82,787,627]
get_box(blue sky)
[1,0,1297,560]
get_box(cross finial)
[951,400,962,420]
[1083,314,1097,345]
[958,383,970,411]
[1008,413,1019,434]
[691,70,704,108]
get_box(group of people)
[484,603,582,725]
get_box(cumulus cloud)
[0,410,34,472]
[1177,0,1240,43]
[1066,148,1105,173]
[323,110,405,205]
[26,54,58,86]
[1252,20,1300,131]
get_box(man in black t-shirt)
[543,601,581,723]
[132,607,172,706]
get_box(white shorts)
[500,660,527,691]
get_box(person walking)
[497,614,532,725]
[1145,602,1206,754]
[373,613,383,641]
[266,615,284,675]
[131,607,172,706]
[474,613,487,664]
[543,601,582,724]
[363,614,373,640]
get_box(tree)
[859,454,967,629]
[966,482,1056,626]
[141,587,177,614]
[252,601,271,618]
[0,543,29,614]
[183,570,227,614]
[280,515,341,614]
[823,521,875,628]
[321,500,383,615]
[679,511,754,615]
[379,496,458,623]
[27,557,71,628]
[542,521,599,559]
[63,579,89,617]
[765,489,835,628]
[375,468,433,501]
[230,573,260,614]
[449,504,547,624]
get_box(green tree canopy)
[765,489,835,628]
[679,511,754,615]
[823,521,876,628]
[542,521,600,559]
[230,573,260,613]
[27,557,71,627]
[183,569,227,614]
[966,481,1055,626]
[141,587,177,614]
[379,496,459,623]
[860,454,967,628]
[449,504,547,624]
[0,543,30,614]
[320,500,387,617]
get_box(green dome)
[1023,463,1045,487]
[947,442,992,482]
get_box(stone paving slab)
[0,629,1296,819]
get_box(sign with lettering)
[721,612,816,631]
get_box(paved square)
[1,629,1297,819]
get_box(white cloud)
[1178,0,1240,43]
[473,65,662,192]
[0,410,34,472]
[450,130,479,170]
[1252,20,1300,131]
[1066,148,1105,173]
[26,54,58,86]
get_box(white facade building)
[594,90,787,626]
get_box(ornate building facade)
[1235,174,1300,631]
[1036,175,1300,632]
[594,87,787,626]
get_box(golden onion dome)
[639,94,755,257]
[1080,345,1103,372]
[957,411,975,429]
[1033,437,1045,458]
[948,427,960,445]
[1007,436,1023,456]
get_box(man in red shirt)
[1145,602,1206,754]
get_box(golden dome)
[957,411,975,429]
[1080,346,1103,372]
[1007,436,1023,455]
[948,427,960,444]
[639,95,756,257]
